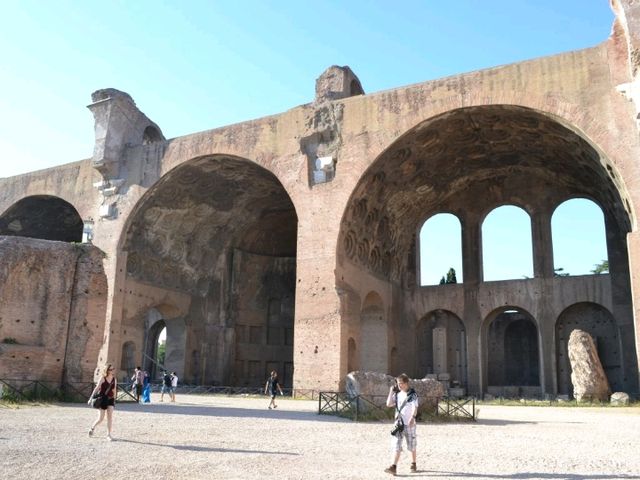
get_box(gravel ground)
[1,394,639,480]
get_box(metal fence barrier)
[0,378,319,403]
[437,396,476,420]
[318,391,477,422]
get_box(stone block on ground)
[345,371,445,415]
[610,392,630,406]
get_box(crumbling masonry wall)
[0,236,107,384]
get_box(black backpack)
[164,374,172,386]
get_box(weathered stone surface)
[345,371,445,414]
[315,65,363,102]
[0,236,107,384]
[610,391,630,405]
[2,6,640,397]
[568,329,611,402]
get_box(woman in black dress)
[88,363,117,440]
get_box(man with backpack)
[160,370,173,402]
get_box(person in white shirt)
[170,372,178,402]
[384,373,419,476]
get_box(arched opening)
[122,155,298,386]
[556,303,621,396]
[360,292,386,373]
[416,310,467,389]
[337,104,635,396]
[0,195,83,242]
[552,198,608,276]
[486,308,540,397]
[145,318,166,380]
[419,213,463,285]
[482,205,533,281]
[142,125,164,145]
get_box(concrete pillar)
[536,290,557,396]
[461,214,482,283]
[608,217,639,392]
[461,212,483,395]
[433,327,447,374]
[463,288,482,396]
[531,210,555,278]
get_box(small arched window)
[482,205,533,281]
[419,213,463,285]
[142,125,163,145]
[551,198,608,276]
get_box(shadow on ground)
[411,471,640,479]
[114,437,300,455]
[61,401,355,424]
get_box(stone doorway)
[416,309,467,388]
[486,309,540,397]
[144,317,166,380]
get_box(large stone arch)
[556,302,622,396]
[0,195,84,242]
[119,154,298,386]
[338,105,631,286]
[336,103,635,395]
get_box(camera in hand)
[392,381,400,394]
[390,419,405,436]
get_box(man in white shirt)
[170,372,178,402]
[385,373,419,476]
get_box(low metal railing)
[437,396,476,420]
[0,378,318,403]
[318,391,476,422]
[318,392,390,421]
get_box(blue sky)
[420,200,609,285]
[0,1,613,178]
[0,2,616,281]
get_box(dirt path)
[1,394,639,479]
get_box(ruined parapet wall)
[0,159,98,219]
[0,236,107,383]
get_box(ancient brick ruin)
[1,1,640,397]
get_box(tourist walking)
[384,373,419,476]
[142,370,151,403]
[264,370,283,409]
[88,363,117,441]
[131,366,144,403]
[160,370,172,402]
[170,371,178,402]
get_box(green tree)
[554,267,569,277]
[591,259,609,274]
[157,340,166,366]
[445,268,457,284]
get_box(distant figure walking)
[264,370,283,409]
[170,372,178,402]
[88,363,117,441]
[160,371,172,402]
[142,370,151,403]
[131,366,144,403]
